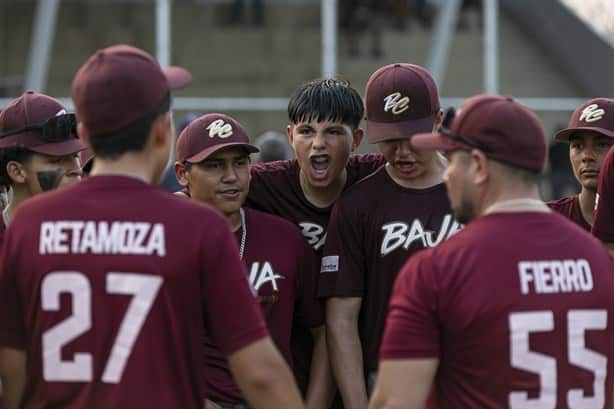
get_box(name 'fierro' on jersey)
[39,221,166,256]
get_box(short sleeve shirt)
[547,195,590,231]
[0,176,268,409]
[204,208,323,403]
[246,153,384,390]
[381,212,614,408]
[593,147,614,241]
[319,167,460,371]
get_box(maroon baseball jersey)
[319,167,460,372]
[547,196,590,231]
[205,208,323,404]
[246,152,385,391]
[381,211,614,408]
[0,175,269,409]
[593,147,614,241]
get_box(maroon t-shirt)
[0,176,269,409]
[246,153,385,391]
[547,196,591,231]
[319,167,461,372]
[205,208,323,403]
[381,211,614,408]
[593,147,614,241]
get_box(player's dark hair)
[0,147,34,187]
[89,93,170,160]
[288,78,364,130]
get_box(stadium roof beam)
[426,0,462,87]
[24,0,61,93]
[321,0,338,78]
[483,0,499,94]
[156,0,172,68]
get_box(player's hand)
[204,399,222,409]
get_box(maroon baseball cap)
[176,113,259,163]
[554,98,614,142]
[412,94,547,173]
[365,63,440,143]
[0,91,85,156]
[72,44,192,138]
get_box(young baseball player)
[370,94,614,408]
[548,98,614,230]
[0,45,304,409]
[319,63,459,409]
[174,113,330,409]
[0,91,84,239]
[245,79,384,397]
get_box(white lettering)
[249,261,284,292]
[380,215,460,257]
[38,222,166,257]
[517,259,594,295]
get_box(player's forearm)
[0,347,26,409]
[229,338,305,409]
[305,326,335,409]
[327,315,368,409]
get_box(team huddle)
[0,43,612,409]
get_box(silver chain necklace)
[239,208,246,259]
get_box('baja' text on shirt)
[39,221,166,256]
[380,214,461,256]
[518,259,593,294]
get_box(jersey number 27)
[41,271,162,383]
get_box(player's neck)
[227,209,242,232]
[384,159,445,189]
[299,168,347,208]
[89,155,155,184]
[578,188,596,225]
[480,185,548,216]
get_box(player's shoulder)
[347,153,385,170]
[546,195,576,210]
[245,207,303,240]
[339,165,386,202]
[250,159,298,179]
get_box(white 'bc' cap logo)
[207,119,233,139]
[579,104,605,123]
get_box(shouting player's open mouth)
[309,154,330,181]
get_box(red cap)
[365,63,440,143]
[176,113,259,163]
[554,98,614,141]
[412,94,547,173]
[79,148,94,168]
[72,44,192,137]
[0,91,85,156]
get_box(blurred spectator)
[227,0,264,27]
[252,131,294,163]
[0,185,8,211]
[160,112,200,192]
[340,0,384,58]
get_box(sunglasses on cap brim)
[0,113,78,144]
[438,107,492,152]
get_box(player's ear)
[173,161,189,187]
[432,110,443,132]
[351,128,364,151]
[6,161,27,185]
[286,124,295,145]
[149,113,171,149]
[470,149,489,185]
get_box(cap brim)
[163,66,192,90]
[366,114,436,143]
[410,131,466,152]
[185,142,260,164]
[29,139,86,156]
[554,126,614,142]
